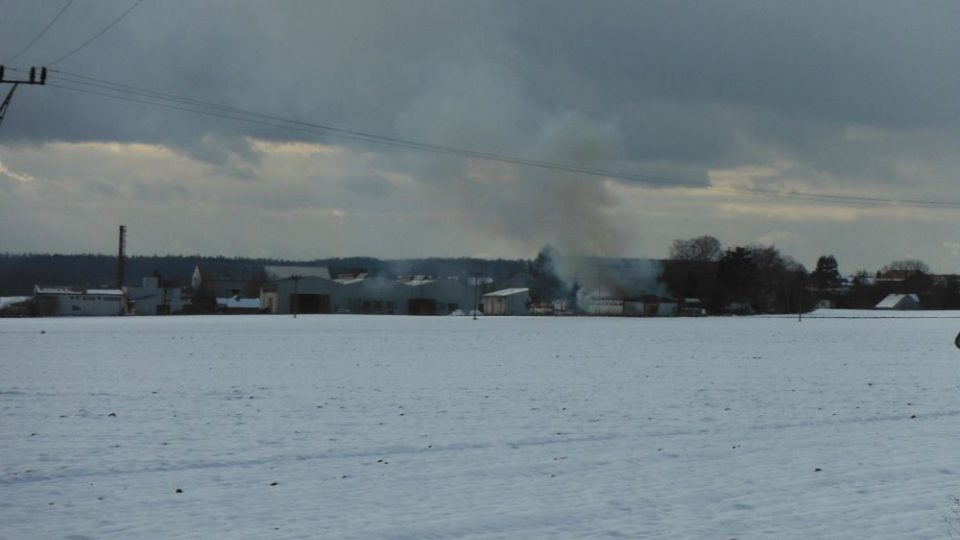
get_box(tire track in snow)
[7,407,959,487]
[0,432,623,486]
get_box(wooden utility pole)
[292,275,300,318]
[0,66,47,129]
[117,225,127,289]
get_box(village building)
[261,276,342,314]
[34,286,125,316]
[875,293,921,310]
[582,296,624,316]
[481,288,530,315]
[195,263,330,305]
[395,276,477,315]
[261,273,479,315]
[125,276,185,315]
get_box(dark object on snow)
[175,488,183,494]
[954,331,960,349]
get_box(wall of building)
[36,292,125,316]
[126,277,185,315]
[262,276,478,316]
[482,290,530,315]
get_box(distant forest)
[0,254,529,296]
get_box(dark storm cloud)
[2,1,960,267]
[3,0,958,181]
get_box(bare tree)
[669,235,722,261]
[881,259,930,275]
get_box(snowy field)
[2,313,960,539]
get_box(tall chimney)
[117,225,126,289]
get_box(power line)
[48,0,146,66]
[1,66,49,130]
[34,69,960,209]
[3,0,75,64]
[47,72,687,185]
[712,187,960,208]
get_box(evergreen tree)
[812,255,841,290]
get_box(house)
[875,293,920,310]
[34,286,125,316]
[482,288,530,315]
[125,276,184,315]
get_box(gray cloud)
[2,1,960,270]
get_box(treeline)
[4,236,957,314]
[657,236,960,313]
[0,253,528,296]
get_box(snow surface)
[2,313,960,539]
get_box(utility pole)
[473,277,478,320]
[292,275,300,318]
[117,225,127,289]
[0,66,48,129]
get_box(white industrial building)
[481,288,530,315]
[260,274,480,315]
[582,296,624,316]
[34,286,126,316]
[125,276,185,315]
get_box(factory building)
[34,286,126,316]
[125,276,185,315]
[481,288,530,315]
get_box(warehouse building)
[481,288,530,315]
[34,286,126,316]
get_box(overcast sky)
[2,0,960,273]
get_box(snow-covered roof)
[399,275,436,286]
[34,286,79,295]
[334,277,367,285]
[0,296,30,309]
[87,289,124,296]
[34,286,123,296]
[875,293,919,309]
[483,288,530,298]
